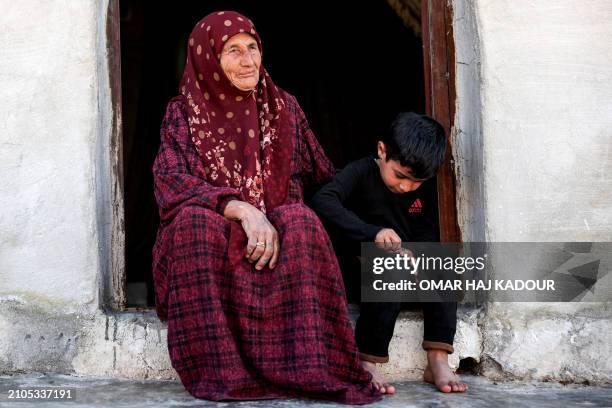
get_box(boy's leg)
[355,301,401,394]
[422,301,456,352]
[421,302,468,392]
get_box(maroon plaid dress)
[152,95,380,404]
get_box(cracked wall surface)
[452,0,612,384]
[0,0,100,312]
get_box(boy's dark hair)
[382,112,447,179]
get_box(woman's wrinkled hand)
[224,200,280,270]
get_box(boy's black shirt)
[311,157,455,355]
[310,156,438,243]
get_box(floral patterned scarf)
[180,10,292,214]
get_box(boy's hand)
[375,228,402,252]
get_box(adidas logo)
[408,198,423,214]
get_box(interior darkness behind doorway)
[121,0,432,307]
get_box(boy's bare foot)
[361,361,396,395]
[423,349,468,393]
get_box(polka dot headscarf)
[180,11,292,213]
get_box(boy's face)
[377,141,427,194]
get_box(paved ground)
[0,373,610,407]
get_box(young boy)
[310,112,467,394]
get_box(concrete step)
[3,301,610,385]
[66,305,482,382]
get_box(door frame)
[104,0,461,309]
[422,0,460,243]
[105,0,126,310]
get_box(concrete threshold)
[1,373,610,408]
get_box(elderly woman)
[152,11,380,404]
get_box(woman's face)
[220,33,262,91]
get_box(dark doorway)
[120,0,432,307]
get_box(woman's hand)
[375,228,402,252]
[224,200,280,270]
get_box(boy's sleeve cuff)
[364,225,383,241]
